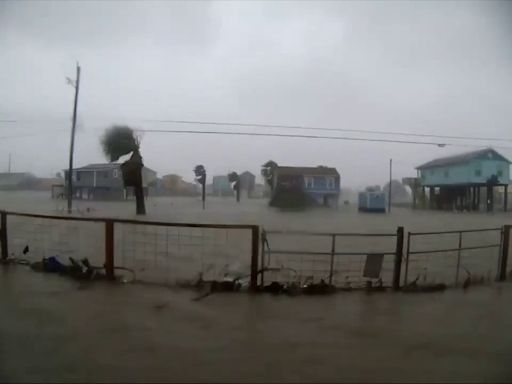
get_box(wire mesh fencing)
[1,210,511,291]
[6,213,105,267]
[404,228,503,287]
[1,211,258,288]
[114,222,253,286]
[260,229,402,289]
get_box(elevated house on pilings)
[415,148,511,212]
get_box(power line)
[0,130,68,140]
[144,118,512,143]
[4,116,512,144]
[136,128,512,150]
[137,128,449,146]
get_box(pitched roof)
[74,163,119,171]
[240,171,255,178]
[275,166,339,176]
[71,163,156,173]
[416,148,511,170]
[212,175,229,181]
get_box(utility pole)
[388,158,392,213]
[67,63,81,214]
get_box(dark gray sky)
[1,0,511,188]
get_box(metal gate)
[260,227,403,290]
[404,227,503,287]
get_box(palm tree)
[228,171,240,203]
[101,125,146,215]
[261,160,278,190]
[194,165,206,210]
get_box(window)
[99,171,109,178]
[444,169,449,178]
[430,169,435,175]
[497,164,504,178]
[113,169,119,178]
[75,171,81,181]
[327,177,335,189]
[304,176,314,189]
[475,169,482,177]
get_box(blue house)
[212,175,233,197]
[272,166,340,207]
[416,148,511,211]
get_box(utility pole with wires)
[66,62,81,214]
[388,158,392,213]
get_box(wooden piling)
[393,226,404,291]
[1,211,7,260]
[105,220,115,280]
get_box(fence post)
[393,226,404,290]
[455,231,463,286]
[260,229,266,288]
[404,231,411,286]
[328,235,336,285]
[499,225,510,281]
[105,220,115,280]
[1,211,7,260]
[250,226,260,292]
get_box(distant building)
[402,177,423,209]
[252,183,267,198]
[416,148,511,211]
[63,163,157,200]
[33,177,62,191]
[0,172,37,190]
[272,166,340,207]
[212,175,234,197]
[161,174,198,196]
[383,179,411,204]
[239,171,256,198]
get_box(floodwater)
[0,190,511,232]
[0,191,510,287]
[1,191,512,382]
[1,267,512,382]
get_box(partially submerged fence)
[0,211,259,289]
[260,228,404,290]
[404,226,510,287]
[0,209,510,291]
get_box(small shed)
[239,171,256,198]
[358,190,386,213]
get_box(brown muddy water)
[1,267,512,382]
[1,191,512,382]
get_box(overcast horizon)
[1,0,512,189]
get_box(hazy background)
[1,0,511,188]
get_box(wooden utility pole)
[67,63,81,214]
[388,158,392,213]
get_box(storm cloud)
[1,0,511,188]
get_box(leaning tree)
[261,160,278,190]
[228,171,240,203]
[194,165,206,210]
[101,125,146,215]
